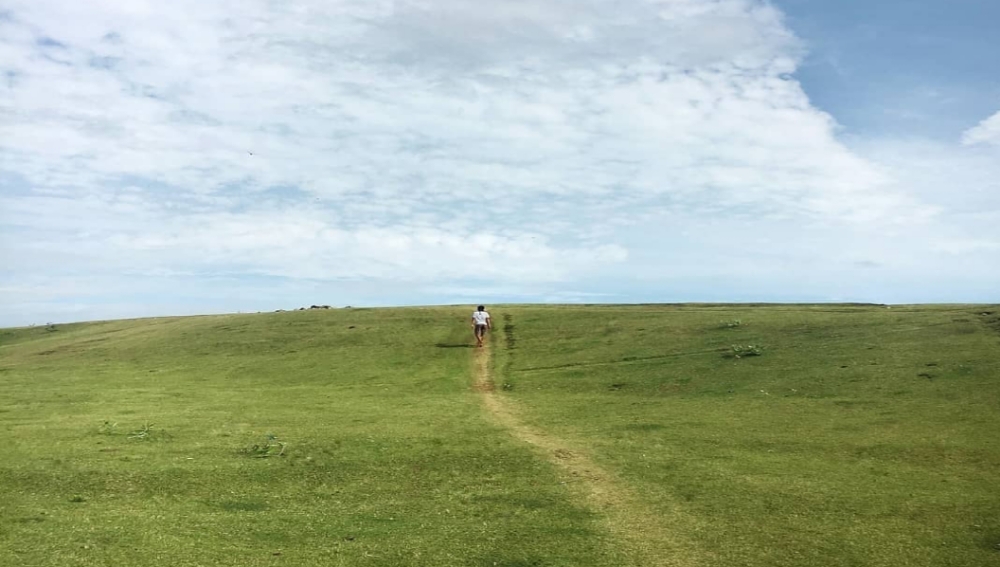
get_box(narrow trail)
[472,343,704,567]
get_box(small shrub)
[731,344,763,358]
[721,320,743,329]
[127,422,155,440]
[98,420,118,435]
[69,495,86,503]
[242,434,286,458]
[501,382,514,391]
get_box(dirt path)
[472,345,704,567]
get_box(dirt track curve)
[472,342,705,567]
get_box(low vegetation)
[0,304,998,566]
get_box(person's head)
[477,305,485,312]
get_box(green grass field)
[2,304,999,566]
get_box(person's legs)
[475,324,486,347]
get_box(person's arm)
[487,314,492,329]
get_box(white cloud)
[962,110,1000,146]
[0,0,994,325]
[0,0,907,214]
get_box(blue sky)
[1,0,998,326]
[778,0,1000,139]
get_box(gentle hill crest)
[2,304,999,566]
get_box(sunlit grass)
[1,304,999,566]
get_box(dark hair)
[477,305,485,311]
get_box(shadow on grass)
[435,343,474,349]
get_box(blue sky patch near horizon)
[776,0,1000,140]
[1,0,998,327]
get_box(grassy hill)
[1,304,999,566]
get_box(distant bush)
[127,422,156,441]
[720,320,743,329]
[98,420,118,435]
[242,434,286,458]
[731,344,763,358]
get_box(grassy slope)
[1,305,999,566]
[494,305,1000,567]
[0,309,610,567]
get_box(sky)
[1,0,998,326]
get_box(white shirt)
[472,310,490,325]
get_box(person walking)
[471,305,491,348]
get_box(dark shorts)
[474,324,488,335]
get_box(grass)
[1,304,999,566]
[494,304,1000,567]
[0,309,607,566]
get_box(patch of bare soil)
[472,345,706,567]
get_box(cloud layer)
[963,111,1000,146]
[1,0,997,324]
